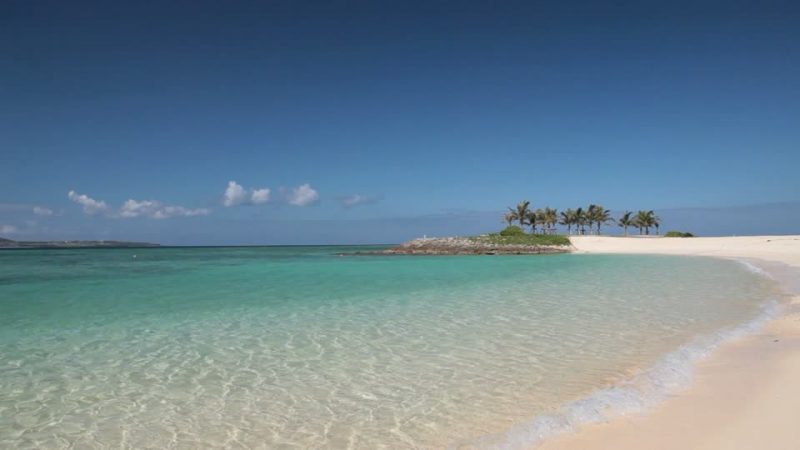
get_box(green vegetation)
[664,231,694,237]
[504,201,663,236]
[499,225,527,236]
[471,223,571,247]
[472,233,571,246]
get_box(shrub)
[478,233,572,246]
[499,225,527,236]
[664,231,694,237]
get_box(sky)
[1,1,799,244]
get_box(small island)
[0,237,160,249]
[380,201,691,255]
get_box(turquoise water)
[0,247,779,449]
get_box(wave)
[459,275,782,449]
[737,259,776,280]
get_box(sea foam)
[737,259,776,279]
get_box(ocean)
[0,246,780,448]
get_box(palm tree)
[543,207,558,234]
[634,210,656,235]
[506,208,518,226]
[503,211,515,227]
[634,210,645,235]
[525,209,538,234]
[652,213,661,235]
[617,211,634,236]
[560,209,576,235]
[507,200,531,229]
[501,202,658,236]
[515,201,531,228]
[528,208,546,234]
[575,207,586,235]
[644,210,658,235]
[650,211,661,234]
[591,205,612,235]
[585,205,597,235]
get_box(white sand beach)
[541,235,800,450]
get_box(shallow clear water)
[0,247,778,449]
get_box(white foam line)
[458,297,782,450]
[736,259,776,280]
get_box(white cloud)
[287,183,319,206]
[33,206,54,216]
[119,199,211,219]
[0,225,17,234]
[152,205,211,219]
[68,190,108,215]
[118,199,158,218]
[67,190,209,219]
[341,193,381,208]
[223,181,273,206]
[251,188,271,204]
[223,181,247,207]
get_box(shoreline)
[536,235,800,450]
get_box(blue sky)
[1,1,799,244]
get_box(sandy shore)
[539,235,800,450]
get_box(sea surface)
[0,247,781,449]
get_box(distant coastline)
[0,237,159,249]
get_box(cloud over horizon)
[68,190,108,215]
[223,181,247,207]
[223,181,272,207]
[119,199,211,219]
[68,191,210,219]
[33,206,54,216]
[251,188,270,204]
[286,184,319,207]
[224,181,317,207]
[341,193,382,208]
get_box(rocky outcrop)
[381,237,572,255]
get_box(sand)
[538,235,800,450]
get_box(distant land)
[0,237,160,249]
